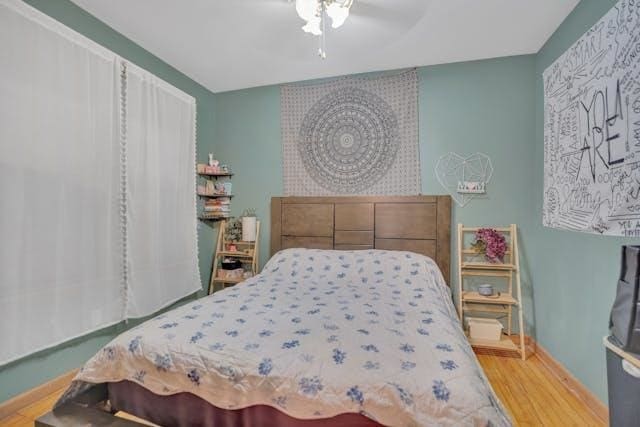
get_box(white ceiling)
[70,0,579,93]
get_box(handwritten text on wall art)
[543,1,640,237]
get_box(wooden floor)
[0,390,153,427]
[1,353,605,427]
[477,353,606,426]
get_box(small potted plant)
[241,208,257,242]
[470,228,507,263]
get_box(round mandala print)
[298,87,400,193]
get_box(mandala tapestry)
[281,70,420,195]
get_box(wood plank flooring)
[476,353,606,426]
[0,387,154,427]
[1,353,606,426]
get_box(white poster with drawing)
[543,0,640,237]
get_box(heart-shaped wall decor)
[435,152,493,207]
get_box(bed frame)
[271,195,451,284]
[37,195,451,426]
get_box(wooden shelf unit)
[197,193,234,198]
[211,277,244,285]
[457,224,528,360]
[461,262,516,271]
[216,250,254,259]
[462,291,517,305]
[197,164,232,222]
[198,216,230,221]
[197,172,233,178]
[466,333,520,352]
[208,219,260,295]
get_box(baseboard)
[0,369,78,420]
[533,341,609,424]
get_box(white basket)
[468,317,503,341]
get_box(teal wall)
[532,0,636,402]
[211,56,538,332]
[0,0,217,402]
[213,0,640,402]
[213,0,639,404]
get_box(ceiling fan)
[292,0,354,59]
[249,0,429,60]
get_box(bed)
[47,196,511,427]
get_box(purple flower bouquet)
[471,228,507,263]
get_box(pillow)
[262,248,446,290]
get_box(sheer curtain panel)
[0,0,200,365]
[0,0,122,364]
[124,63,201,318]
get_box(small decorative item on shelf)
[218,267,243,279]
[201,197,231,219]
[241,208,257,242]
[197,155,230,176]
[457,181,486,194]
[477,284,494,296]
[204,165,221,174]
[214,182,226,194]
[225,218,242,243]
[222,182,232,195]
[221,258,242,270]
[470,228,507,263]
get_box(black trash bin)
[610,245,640,354]
[604,337,640,427]
[607,245,640,426]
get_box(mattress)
[59,249,511,426]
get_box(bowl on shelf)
[477,284,494,296]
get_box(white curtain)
[0,0,122,364]
[0,0,200,365]
[124,63,200,318]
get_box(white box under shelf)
[468,317,503,341]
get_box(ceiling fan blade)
[350,0,430,30]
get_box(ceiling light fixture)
[295,0,353,59]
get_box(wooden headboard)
[270,196,452,284]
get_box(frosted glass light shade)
[302,18,322,35]
[326,2,349,28]
[295,0,352,35]
[296,0,322,35]
[295,0,317,21]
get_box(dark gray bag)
[610,246,640,354]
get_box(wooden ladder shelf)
[208,219,260,295]
[456,224,528,360]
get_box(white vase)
[242,216,257,242]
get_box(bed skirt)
[108,381,381,427]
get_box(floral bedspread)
[60,249,510,426]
